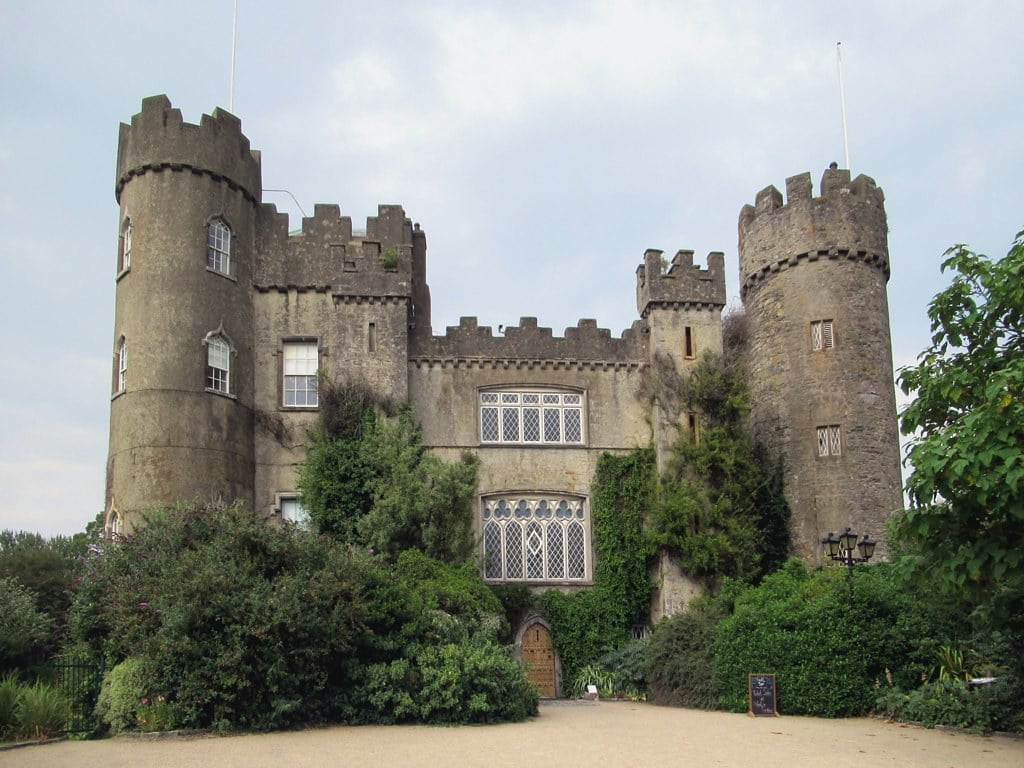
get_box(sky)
[1,1,1021,537]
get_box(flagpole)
[837,42,850,170]
[229,0,238,113]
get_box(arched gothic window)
[204,332,232,394]
[116,336,127,392]
[120,217,132,272]
[482,495,589,583]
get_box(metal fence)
[50,657,104,735]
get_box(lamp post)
[821,527,876,599]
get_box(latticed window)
[207,219,232,274]
[283,341,318,407]
[811,319,835,350]
[481,496,588,582]
[479,391,585,444]
[817,425,841,456]
[120,218,132,272]
[206,335,231,393]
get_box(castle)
[106,95,903,631]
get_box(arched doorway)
[517,618,558,698]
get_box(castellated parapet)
[636,249,727,316]
[738,169,889,298]
[116,94,262,205]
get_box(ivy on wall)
[541,448,655,686]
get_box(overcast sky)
[1,1,1021,537]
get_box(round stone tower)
[738,167,902,561]
[106,95,261,531]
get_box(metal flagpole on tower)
[229,0,238,113]
[837,42,850,170]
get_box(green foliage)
[570,663,616,698]
[95,658,148,734]
[69,503,371,731]
[895,230,1024,662]
[645,603,722,708]
[382,247,399,270]
[715,560,950,717]
[652,352,790,587]
[542,450,655,686]
[0,577,51,672]
[15,681,70,740]
[877,678,1022,733]
[299,380,478,563]
[596,639,649,697]
[362,638,538,724]
[0,674,20,739]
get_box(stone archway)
[516,617,559,698]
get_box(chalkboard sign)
[748,674,778,717]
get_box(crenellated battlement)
[254,203,416,297]
[410,315,647,363]
[737,168,890,295]
[635,249,726,318]
[116,95,262,204]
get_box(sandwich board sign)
[748,674,779,717]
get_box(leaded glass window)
[480,495,589,582]
[479,390,585,445]
[811,319,835,351]
[817,424,842,456]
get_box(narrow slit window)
[368,322,376,353]
[683,327,695,359]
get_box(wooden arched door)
[520,621,557,698]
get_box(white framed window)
[279,496,310,528]
[283,341,318,407]
[481,495,589,582]
[479,390,585,445]
[207,218,232,275]
[120,217,132,272]
[811,319,835,351]
[116,337,127,392]
[205,334,231,393]
[817,425,842,457]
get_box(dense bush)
[645,603,722,708]
[878,677,1022,733]
[0,577,50,672]
[70,503,377,731]
[70,502,536,731]
[0,674,19,738]
[16,681,70,739]
[715,560,948,716]
[95,658,148,734]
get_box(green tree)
[0,577,51,671]
[895,230,1024,646]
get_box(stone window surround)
[203,324,236,398]
[274,492,310,528]
[206,215,235,278]
[817,424,842,457]
[811,319,835,351]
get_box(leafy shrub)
[0,576,51,671]
[715,560,951,717]
[362,638,538,724]
[16,681,69,739]
[597,639,649,697]
[70,503,374,731]
[877,677,1022,733]
[646,604,721,708]
[571,663,616,698]
[95,658,147,734]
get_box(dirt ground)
[3,701,1022,768]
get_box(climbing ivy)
[651,351,790,589]
[541,449,655,686]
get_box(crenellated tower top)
[115,94,262,205]
[636,249,726,318]
[737,168,889,299]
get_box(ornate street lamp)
[821,527,876,599]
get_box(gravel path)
[3,701,1021,768]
